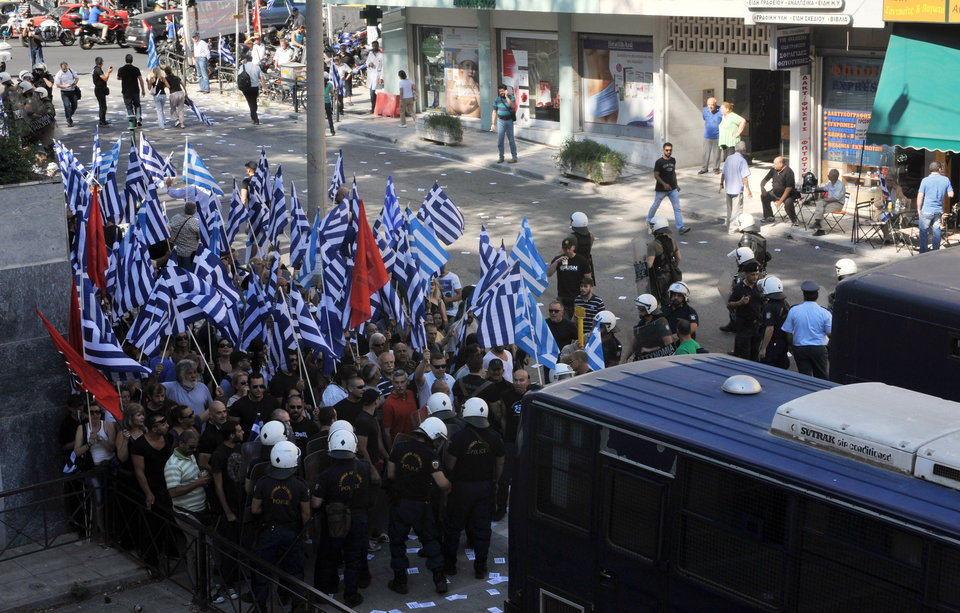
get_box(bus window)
[677,459,788,607]
[535,410,594,530]
[797,499,924,610]
[935,545,960,607]
[606,468,663,560]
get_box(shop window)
[416,26,480,118]
[580,35,655,139]
[501,30,559,124]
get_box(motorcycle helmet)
[416,416,448,442]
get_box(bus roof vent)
[722,375,762,395]
[916,432,960,488]
[771,382,960,474]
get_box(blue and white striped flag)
[241,274,269,350]
[583,322,605,372]
[111,221,154,318]
[265,253,280,301]
[476,262,522,349]
[508,216,549,296]
[162,264,239,344]
[247,150,270,249]
[100,135,122,185]
[268,165,288,245]
[218,34,234,66]
[225,179,248,248]
[126,277,174,357]
[478,224,496,274]
[287,289,332,357]
[195,188,225,253]
[373,216,397,273]
[288,182,310,269]
[137,182,170,246]
[297,209,322,286]
[100,168,124,223]
[514,288,559,370]
[147,30,158,70]
[194,245,240,304]
[79,275,152,380]
[188,98,215,126]
[327,149,344,201]
[139,134,170,183]
[417,182,464,245]
[125,140,148,205]
[183,143,224,196]
[330,55,344,95]
[382,175,402,242]
[91,130,103,181]
[407,213,449,278]
[394,228,428,351]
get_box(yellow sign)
[883,0,947,22]
[574,305,585,347]
[951,0,960,22]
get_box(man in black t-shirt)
[229,372,278,435]
[482,359,514,436]
[209,422,245,599]
[197,401,228,469]
[334,375,366,425]
[646,142,690,234]
[352,389,387,471]
[497,370,539,520]
[268,350,303,402]
[116,54,145,126]
[760,156,798,224]
[545,299,577,349]
[546,238,592,319]
[285,393,318,454]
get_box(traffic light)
[360,5,382,26]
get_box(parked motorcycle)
[20,19,74,47]
[79,16,128,50]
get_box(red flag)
[37,309,122,421]
[348,199,390,329]
[86,187,109,296]
[253,0,262,35]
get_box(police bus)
[505,354,960,612]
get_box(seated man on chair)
[811,169,846,236]
[760,156,798,225]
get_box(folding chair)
[795,193,818,229]
[892,211,919,255]
[823,193,851,236]
[854,202,887,248]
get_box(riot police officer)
[594,310,622,368]
[735,214,772,275]
[829,257,858,309]
[660,281,698,338]
[386,417,451,595]
[442,398,504,580]
[567,211,595,282]
[727,260,763,361]
[758,276,791,369]
[720,246,756,333]
[622,294,675,362]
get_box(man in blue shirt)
[699,97,722,175]
[781,281,832,379]
[88,3,108,40]
[490,83,517,164]
[916,161,955,253]
[719,141,752,233]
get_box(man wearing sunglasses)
[229,372,278,435]
[414,348,456,409]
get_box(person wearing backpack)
[312,429,376,607]
[237,52,264,125]
[645,216,682,308]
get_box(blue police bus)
[505,354,960,612]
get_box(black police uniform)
[730,281,764,361]
[387,438,445,576]
[661,301,699,337]
[568,228,595,283]
[761,297,791,369]
[251,471,310,608]
[314,458,372,596]
[632,316,674,361]
[442,424,505,574]
[601,333,623,368]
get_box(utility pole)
[307,0,327,218]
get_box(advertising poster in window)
[503,32,559,123]
[443,27,480,118]
[582,37,655,132]
[821,57,884,166]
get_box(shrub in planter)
[0,122,44,185]
[421,113,463,142]
[553,137,627,184]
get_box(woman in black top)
[92,56,113,126]
[164,65,186,128]
[131,412,176,564]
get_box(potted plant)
[554,138,627,184]
[420,113,463,145]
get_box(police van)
[506,354,960,612]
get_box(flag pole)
[278,287,318,409]
[174,300,221,393]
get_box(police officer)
[250,440,311,612]
[735,214,772,275]
[720,246,756,333]
[829,257,858,309]
[727,259,763,361]
[621,294,675,362]
[758,276,791,369]
[660,281,698,338]
[567,211,595,282]
[645,216,682,307]
[386,416,451,595]
[594,310,622,368]
[312,429,376,607]
[443,398,505,580]
[424,392,466,446]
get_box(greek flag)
[288,182,310,268]
[137,182,170,246]
[296,209,321,286]
[188,98,215,126]
[271,296,296,353]
[111,221,154,318]
[507,216,549,296]
[417,182,464,245]
[330,55,344,95]
[162,264,239,344]
[328,149,344,201]
[583,323,605,372]
[126,278,174,357]
[100,168,123,224]
[225,179,247,247]
[382,176,402,242]
[479,224,496,274]
[218,34,234,66]
[406,213,449,278]
[147,30,158,70]
[139,134,170,183]
[99,135,122,184]
[287,289,331,357]
[79,275,151,380]
[514,288,559,370]
[373,216,397,273]
[247,150,270,249]
[476,262,522,349]
[241,274,269,350]
[265,253,280,301]
[268,165,288,246]
[183,143,224,196]
[194,245,240,304]
[195,188,225,253]
[124,141,148,217]
[394,228,428,351]
[91,131,103,180]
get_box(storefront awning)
[867,24,960,153]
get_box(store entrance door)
[723,68,790,162]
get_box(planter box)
[418,120,462,146]
[562,162,620,184]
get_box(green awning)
[867,24,960,152]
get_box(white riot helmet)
[18,81,33,92]
[634,293,658,315]
[328,419,355,438]
[328,429,358,459]
[36,88,47,99]
[668,281,690,298]
[728,247,756,266]
[570,211,588,229]
[759,276,784,299]
[18,70,31,82]
[417,416,448,441]
[650,216,670,234]
[0,73,11,84]
[594,310,616,333]
[259,420,287,447]
[736,213,760,233]
[462,397,490,428]
[271,440,300,468]
[34,63,46,72]
[835,258,858,279]
[426,392,454,417]
[550,363,574,383]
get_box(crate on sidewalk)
[278,62,306,83]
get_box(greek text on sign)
[854,116,871,140]
[752,13,852,24]
[748,0,843,7]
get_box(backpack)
[237,66,252,91]
[654,234,682,283]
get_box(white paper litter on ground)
[407,567,419,574]
[495,557,506,564]
[487,588,500,595]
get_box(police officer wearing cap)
[781,281,832,379]
[442,398,505,580]
[312,428,377,607]
[727,259,763,361]
[250,440,311,611]
[386,417,451,595]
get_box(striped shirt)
[164,449,206,513]
[574,294,606,338]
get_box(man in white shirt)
[365,41,384,114]
[398,69,416,127]
[192,33,211,93]
[811,169,846,236]
[273,39,294,70]
[437,264,461,317]
[248,35,266,66]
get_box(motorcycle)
[78,16,128,50]
[20,19,74,47]
[0,14,28,40]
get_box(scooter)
[79,16,128,50]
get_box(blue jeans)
[647,188,685,229]
[497,117,517,160]
[196,57,209,92]
[123,94,141,123]
[30,46,43,67]
[61,90,78,124]
[918,209,942,252]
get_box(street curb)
[1,563,152,613]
